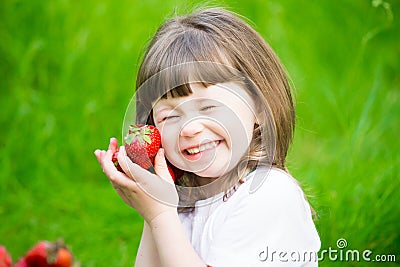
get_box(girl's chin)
[192,163,229,179]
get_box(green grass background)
[1,0,399,266]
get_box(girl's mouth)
[184,140,221,155]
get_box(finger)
[154,148,173,183]
[94,137,118,164]
[101,146,126,180]
[108,137,119,153]
[94,141,140,193]
[117,146,150,180]
[94,149,103,162]
[94,149,109,166]
[118,146,178,206]
[101,153,139,190]
[102,148,114,166]
[110,174,138,191]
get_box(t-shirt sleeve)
[205,171,320,267]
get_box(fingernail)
[158,148,164,157]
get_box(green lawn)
[1,0,399,266]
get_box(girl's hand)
[94,138,179,224]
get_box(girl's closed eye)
[200,102,222,113]
[199,99,222,112]
[164,114,180,121]
[200,105,216,112]
[156,115,176,123]
[156,111,180,123]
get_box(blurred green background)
[1,0,399,266]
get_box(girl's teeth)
[186,141,219,155]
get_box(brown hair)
[135,7,297,206]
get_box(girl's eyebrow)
[153,97,216,114]
[153,98,182,114]
[153,106,173,114]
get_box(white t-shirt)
[178,167,321,267]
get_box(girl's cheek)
[159,124,179,147]
[160,130,181,166]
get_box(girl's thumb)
[154,148,173,183]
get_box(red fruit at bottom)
[0,245,12,267]
[53,248,72,267]
[25,241,49,267]
[25,240,73,267]
[14,258,28,267]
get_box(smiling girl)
[95,7,320,267]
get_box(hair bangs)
[136,28,245,118]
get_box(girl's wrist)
[148,208,179,230]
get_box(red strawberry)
[167,165,175,181]
[52,248,72,267]
[111,124,183,182]
[0,245,12,267]
[111,148,124,172]
[14,258,28,267]
[113,150,182,182]
[124,124,161,170]
[24,240,73,267]
[167,163,183,182]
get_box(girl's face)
[153,82,256,182]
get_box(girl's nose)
[180,119,204,137]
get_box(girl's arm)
[94,139,206,267]
[148,210,205,267]
[134,221,161,267]
[135,212,206,267]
